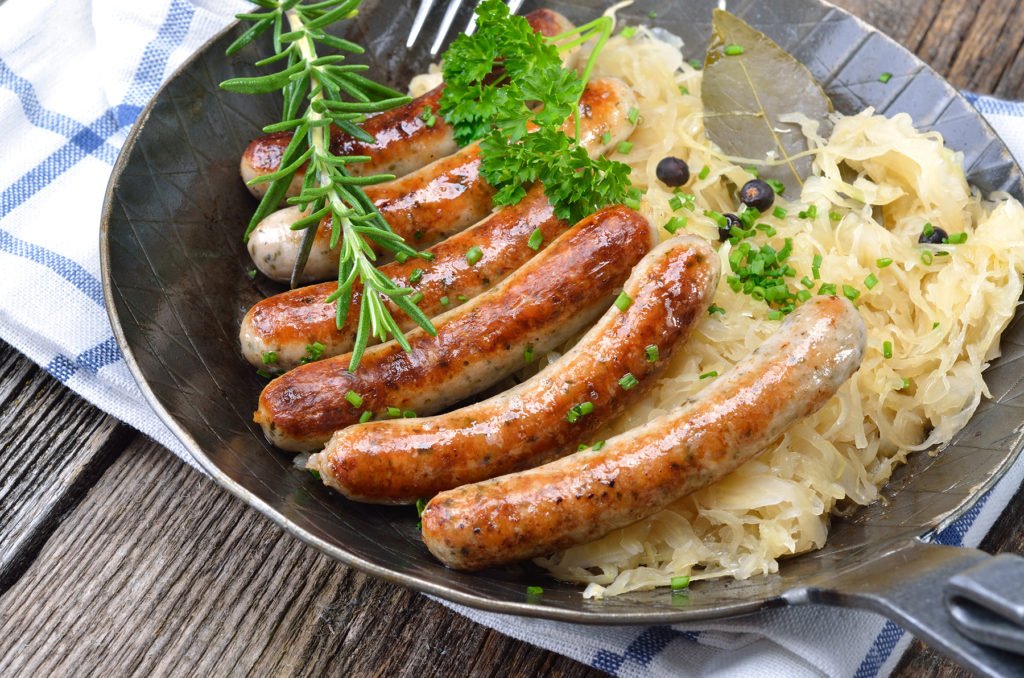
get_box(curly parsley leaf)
[439,0,632,223]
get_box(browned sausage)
[421,295,867,571]
[239,183,569,370]
[310,235,720,503]
[254,205,656,452]
[239,9,577,198]
[247,77,638,282]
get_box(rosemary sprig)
[221,0,436,370]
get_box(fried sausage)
[254,205,656,452]
[421,295,867,571]
[247,77,638,283]
[240,183,569,370]
[239,9,577,198]
[310,235,720,503]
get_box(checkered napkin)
[1,1,1021,675]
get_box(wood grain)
[0,436,600,678]
[1,1,1024,677]
[0,341,132,592]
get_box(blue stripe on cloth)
[0,59,121,164]
[853,620,905,678]
[591,626,699,675]
[45,336,123,383]
[0,0,195,304]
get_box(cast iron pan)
[100,1,1024,674]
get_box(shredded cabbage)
[531,30,1024,598]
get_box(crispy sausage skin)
[310,235,720,503]
[240,184,569,370]
[254,205,656,452]
[239,9,577,198]
[421,295,867,571]
[247,77,639,283]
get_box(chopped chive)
[261,351,278,365]
[698,165,710,180]
[688,58,703,70]
[671,576,691,590]
[617,140,634,154]
[668,194,684,211]
[818,282,837,296]
[525,227,544,251]
[923,223,934,238]
[806,204,817,219]
[933,321,941,330]
[420,107,436,127]
[645,344,659,362]
[359,410,374,423]
[578,443,589,451]
[755,223,777,237]
[678,85,688,95]
[256,369,273,379]
[664,216,687,234]
[457,294,468,302]
[408,268,423,283]
[440,296,449,306]
[901,377,910,390]
[466,245,483,266]
[864,273,879,289]
[883,340,893,359]
[409,291,424,304]
[842,284,860,301]
[619,373,639,390]
[386,406,401,418]
[772,206,788,219]
[876,257,893,268]
[879,72,893,84]
[415,498,426,517]
[627,106,640,124]
[309,469,321,480]
[767,310,783,320]
[624,195,642,210]
[300,341,326,364]
[708,304,725,315]
[621,25,638,39]
[614,291,633,312]
[745,166,759,177]
[592,440,606,451]
[699,370,718,379]
[403,410,416,418]
[801,276,814,289]
[566,401,594,423]
[395,252,409,263]
[526,585,544,597]
[345,390,363,407]
[766,179,785,195]
[246,268,258,280]
[829,211,842,222]
[724,44,745,56]
[648,10,657,18]
[796,289,812,302]
[946,232,968,244]
[921,250,934,265]
[523,344,535,364]
[600,131,612,145]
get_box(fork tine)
[430,0,465,55]
[406,0,438,49]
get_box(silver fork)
[406,0,526,56]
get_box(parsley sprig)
[222,0,436,370]
[439,1,632,223]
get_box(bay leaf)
[702,9,833,188]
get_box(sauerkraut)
[415,26,1024,599]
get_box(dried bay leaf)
[702,10,833,188]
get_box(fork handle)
[785,539,1024,677]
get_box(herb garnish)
[438,0,632,223]
[222,0,436,370]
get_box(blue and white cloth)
[0,1,1021,675]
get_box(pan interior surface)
[101,0,1024,623]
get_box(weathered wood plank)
[0,437,600,677]
[0,340,134,592]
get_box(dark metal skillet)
[99,0,1024,674]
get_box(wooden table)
[2,1,1023,675]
